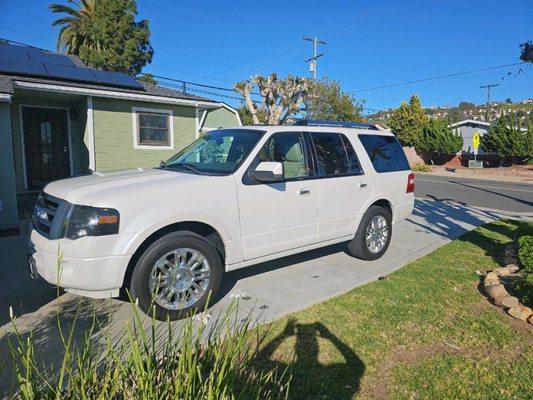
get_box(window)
[164,129,263,175]
[133,108,173,149]
[311,132,362,176]
[358,134,410,173]
[258,132,309,179]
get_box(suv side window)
[258,132,310,179]
[358,134,410,173]
[310,132,363,176]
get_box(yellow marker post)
[472,132,480,152]
[472,132,481,174]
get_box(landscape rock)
[485,284,508,299]
[493,267,511,277]
[484,271,500,283]
[505,264,520,274]
[493,295,520,309]
[528,314,533,325]
[507,306,533,321]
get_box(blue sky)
[0,0,531,113]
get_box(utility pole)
[303,36,326,79]
[479,83,499,120]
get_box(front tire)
[130,231,223,321]
[347,205,392,260]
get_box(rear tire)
[347,205,392,260]
[130,231,223,321]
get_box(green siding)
[202,106,240,130]
[0,101,19,230]
[92,98,197,171]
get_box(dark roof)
[0,42,216,103]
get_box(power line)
[352,62,526,93]
[143,73,261,97]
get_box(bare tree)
[235,73,308,125]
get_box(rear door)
[309,132,371,242]
[357,134,412,221]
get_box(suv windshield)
[163,129,263,175]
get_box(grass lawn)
[253,219,533,400]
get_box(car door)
[237,131,318,261]
[309,132,372,241]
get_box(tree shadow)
[406,198,500,241]
[255,318,365,399]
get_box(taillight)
[406,173,415,193]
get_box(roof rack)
[291,119,377,130]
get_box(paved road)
[415,173,533,213]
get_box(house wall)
[92,98,198,171]
[9,91,89,193]
[0,101,19,231]
[452,124,489,154]
[202,107,240,130]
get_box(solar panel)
[90,69,144,89]
[0,43,144,90]
[0,57,48,76]
[0,44,29,60]
[43,63,100,84]
[29,51,75,67]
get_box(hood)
[44,168,206,206]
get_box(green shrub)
[411,163,433,172]
[5,300,290,400]
[518,235,533,272]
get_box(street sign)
[472,132,481,153]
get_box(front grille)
[32,192,65,238]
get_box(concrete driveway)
[0,199,530,393]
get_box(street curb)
[415,171,533,185]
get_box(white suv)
[29,121,414,320]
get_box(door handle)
[359,182,368,189]
[299,188,311,196]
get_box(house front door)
[22,107,71,189]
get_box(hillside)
[368,99,533,125]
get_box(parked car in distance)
[28,120,414,320]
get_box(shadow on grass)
[255,318,365,399]
[457,219,530,265]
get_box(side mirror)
[249,161,284,183]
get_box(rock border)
[481,243,533,324]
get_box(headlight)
[63,206,120,239]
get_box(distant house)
[448,119,528,155]
[0,42,241,234]
[448,119,491,154]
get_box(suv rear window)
[311,132,362,176]
[358,134,409,173]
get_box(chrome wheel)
[365,215,389,254]
[149,248,211,310]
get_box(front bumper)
[28,228,137,299]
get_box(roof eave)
[13,80,219,108]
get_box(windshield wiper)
[169,162,203,175]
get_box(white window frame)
[132,107,174,150]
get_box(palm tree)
[49,0,97,54]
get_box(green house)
[0,43,241,235]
